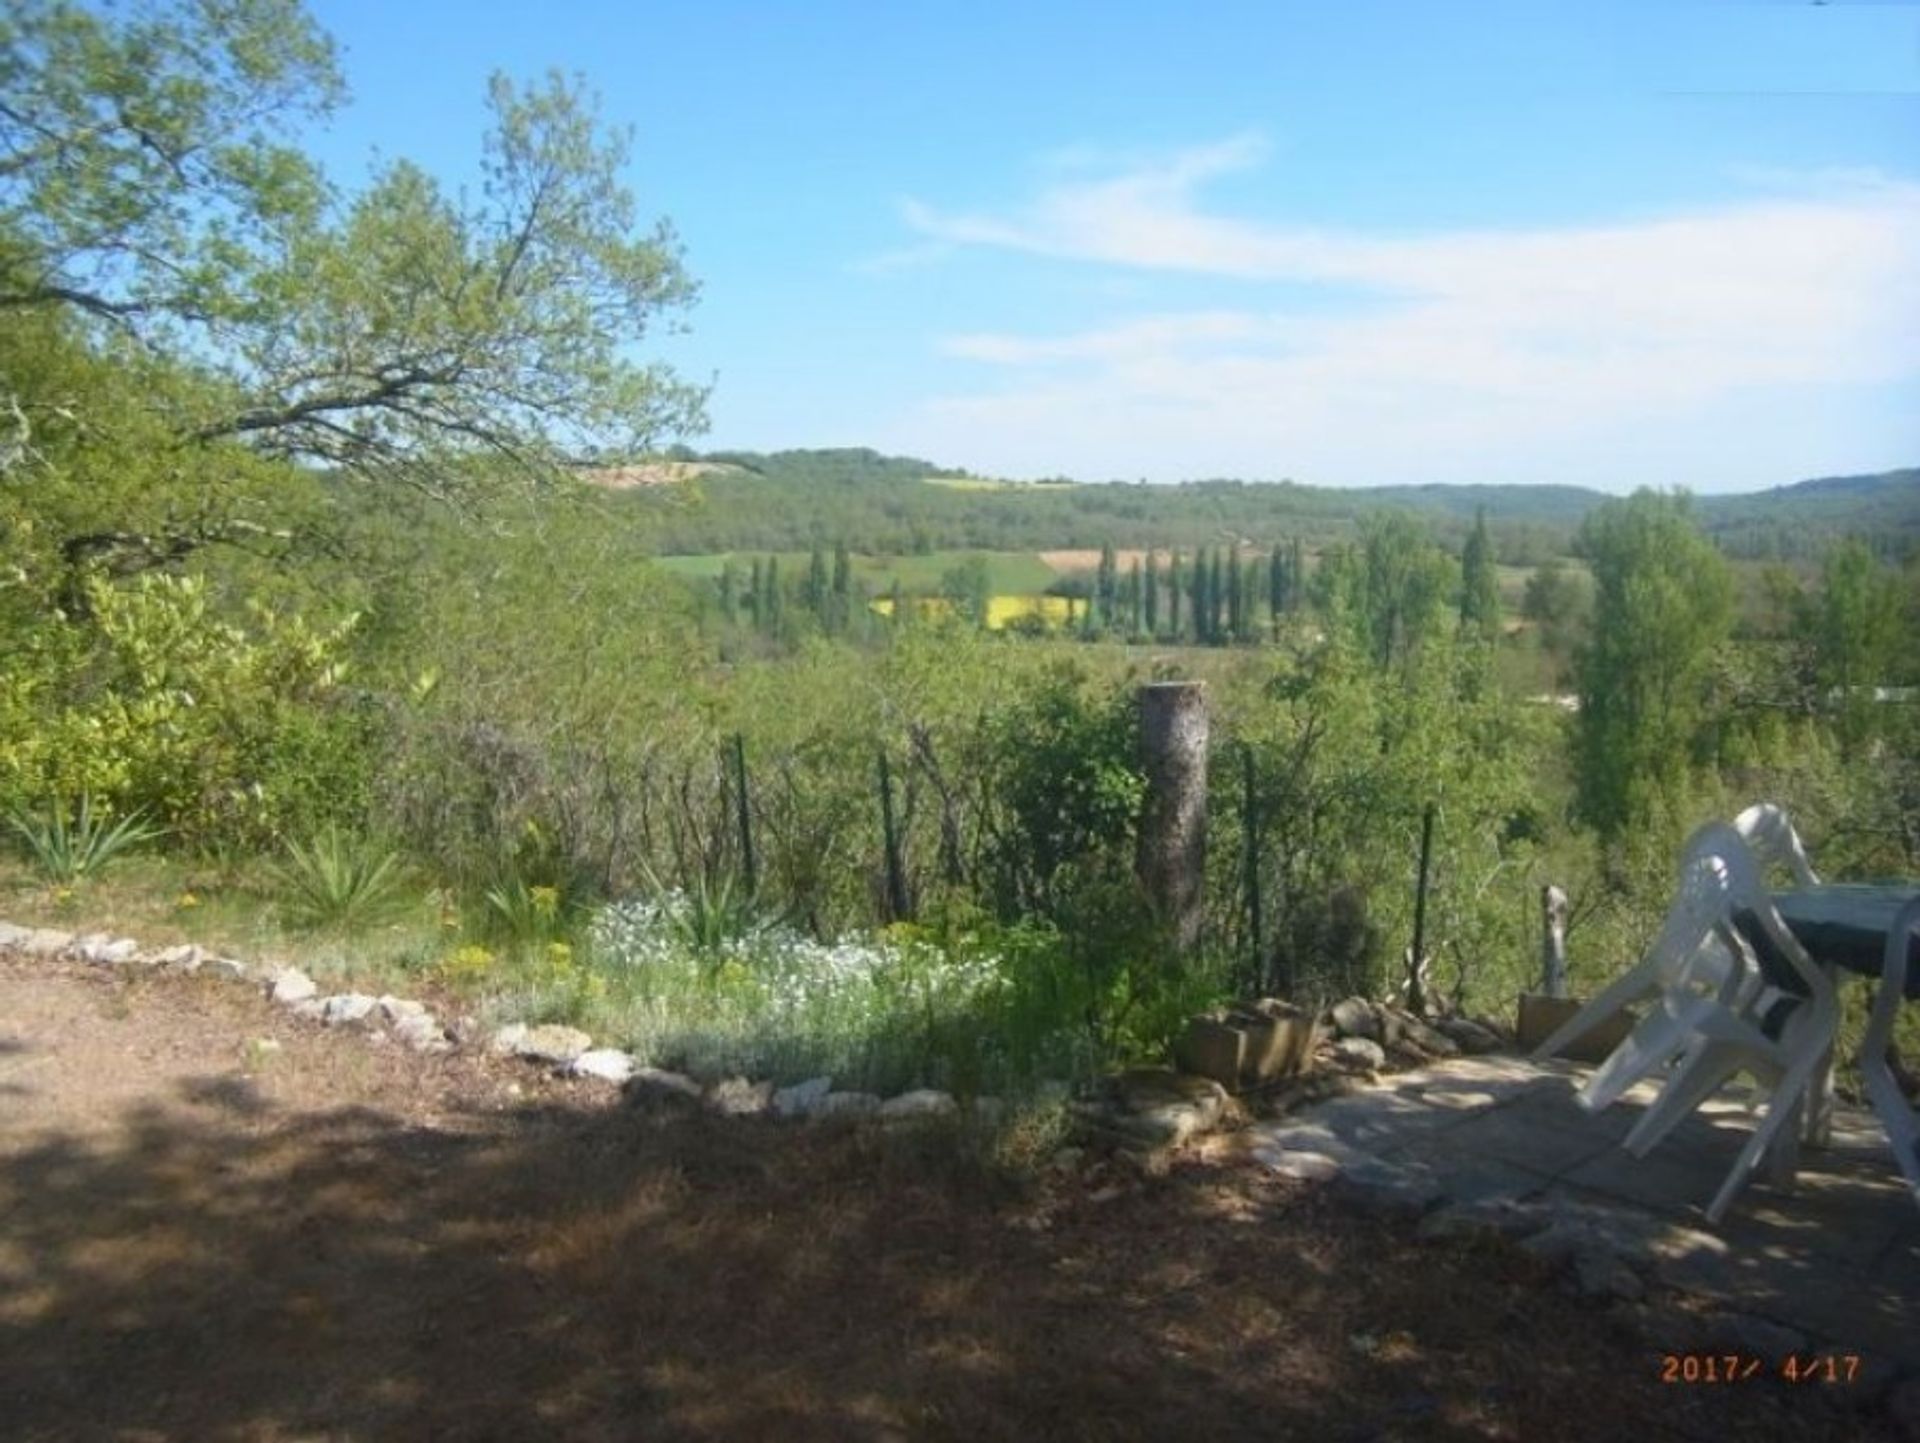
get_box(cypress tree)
[1205,548,1221,644]
[1097,543,1117,627]
[1129,557,1144,635]
[806,546,829,621]
[1168,551,1184,637]
[749,557,765,626]
[1227,548,1244,641]
[1291,538,1307,611]
[1182,544,1198,640]
[831,542,853,633]
[1460,506,1499,639]
[1268,542,1287,634]
[719,562,736,620]
[766,556,783,628]
[1144,549,1160,634]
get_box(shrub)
[4,792,161,882]
[0,574,376,849]
[273,827,409,933]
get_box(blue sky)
[307,1,1919,492]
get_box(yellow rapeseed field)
[869,594,1084,630]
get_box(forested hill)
[612,449,1919,563]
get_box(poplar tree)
[1145,549,1160,634]
[1460,506,1500,639]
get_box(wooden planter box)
[1514,994,1637,1066]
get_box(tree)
[1209,551,1225,644]
[1521,556,1588,663]
[805,546,829,621]
[1128,557,1143,635]
[1144,549,1160,635]
[831,541,853,633]
[1572,491,1734,838]
[1226,548,1244,642]
[2,1,705,590]
[752,556,775,629]
[940,556,992,630]
[1268,544,1288,636]
[1182,544,1198,640]
[1290,537,1307,612]
[748,557,765,626]
[1796,539,1905,757]
[1168,550,1184,638]
[1095,543,1117,628]
[1356,513,1455,671]
[1460,506,1500,640]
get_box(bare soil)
[0,954,1891,1442]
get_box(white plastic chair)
[1613,825,1838,1223]
[1532,822,1772,1114]
[1731,802,1832,1145]
[1732,803,1821,890]
[1858,895,1920,1209]
[1531,806,1819,1118]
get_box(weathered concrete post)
[1541,884,1569,998]
[1136,681,1209,954]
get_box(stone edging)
[0,919,973,1125]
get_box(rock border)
[0,917,997,1128]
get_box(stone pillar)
[1136,681,1209,954]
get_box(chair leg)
[1706,1053,1826,1225]
[1580,1005,1700,1114]
[1624,1038,1769,1158]
[1800,1043,1835,1150]
[1857,900,1920,1209]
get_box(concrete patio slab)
[1249,1052,1920,1372]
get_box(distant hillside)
[613,449,1917,564]
[1693,468,1920,561]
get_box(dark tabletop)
[1738,885,1920,999]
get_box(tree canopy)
[1,0,705,603]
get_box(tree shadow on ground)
[0,1087,1898,1443]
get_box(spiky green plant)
[273,827,408,932]
[638,864,768,955]
[483,876,568,952]
[5,794,162,883]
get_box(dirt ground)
[0,954,1895,1442]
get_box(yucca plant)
[483,876,569,952]
[273,827,408,932]
[5,794,162,883]
[639,864,770,956]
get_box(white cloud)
[888,140,1920,487]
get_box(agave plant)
[273,827,408,932]
[5,794,162,883]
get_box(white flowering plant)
[571,890,1103,1095]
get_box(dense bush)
[0,575,378,848]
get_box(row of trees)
[719,546,871,636]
